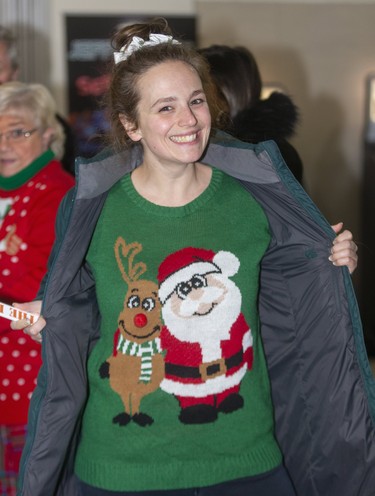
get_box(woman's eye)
[191,98,204,106]
[159,105,172,112]
[10,129,24,139]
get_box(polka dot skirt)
[0,329,42,425]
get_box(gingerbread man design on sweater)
[157,247,253,424]
[0,198,20,254]
[99,237,165,427]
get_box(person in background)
[0,25,77,175]
[199,44,304,184]
[0,81,74,495]
[11,18,369,496]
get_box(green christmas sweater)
[74,166,283,491]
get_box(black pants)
[78,465,297,496]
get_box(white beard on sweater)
[162,273,242,362]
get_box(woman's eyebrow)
[151,89,205,109]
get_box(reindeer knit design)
[76,167,282,491]
[117,335,162,383]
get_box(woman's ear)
[119,114,142,142]
[41,127,54,151]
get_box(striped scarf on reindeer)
[116,334,162,383]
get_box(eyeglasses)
[0,128,39,143]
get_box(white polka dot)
[33,378,37,385]
[27,392,33,400]
[23,364,32,372]
[2,269,10,276]
[12,393,20,401]
[0,350,3,357]
[17,337,27,345]
[12,349,20,358]
[11,256,19,263]
[5,225,12,232]
[2,379,10,387]
[8,209,15,216]
[1,336,9,344]
[20,242,28,250]
[29,350,38,357]
[20,209,27,217]
[17,378,26,386]
[7,364,15,372]
[36,182,41,188]
[0,282,3,289]
[23,196,30,203]
[14,195,20,201]
[27,181,34,187]
[0,394,7,401]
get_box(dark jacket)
[230,92,304,183]
[17,133,375,496]
[56,113,77,176]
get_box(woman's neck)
[130,161,212,207]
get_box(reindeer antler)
[114,237,147,284]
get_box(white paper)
[0,301,38,325]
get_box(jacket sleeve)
[36,187,76,301]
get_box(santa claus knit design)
[0,150,74,425]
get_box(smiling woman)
[11,18,369,496]
[0,81,74,494]
[122,60,212,206]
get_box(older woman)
[0,81,74,495]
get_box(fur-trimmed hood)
[231,91,300,143]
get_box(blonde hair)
[0,81,65,159]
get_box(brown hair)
[107,17,226,151]
[199,45,262,119]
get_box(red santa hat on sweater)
[157,247,240,304]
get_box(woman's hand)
[10,300,45,343]
[329,222,358,274]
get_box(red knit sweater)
[0,151,74,424]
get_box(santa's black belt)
[165,350,243,381]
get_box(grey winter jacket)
[17,133,375,496]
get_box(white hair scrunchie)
[114,34,181,64]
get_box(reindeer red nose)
[134,313,148,327]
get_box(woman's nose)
[178,106,197,126]
[0,134,11,149]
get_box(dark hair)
[199,45,262,119]
[107,18,225,150]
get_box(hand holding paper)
[8,300,45,343]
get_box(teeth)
[170,134,197,143]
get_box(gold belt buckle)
[199,358,227,381]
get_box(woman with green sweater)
[12,19,370,496]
